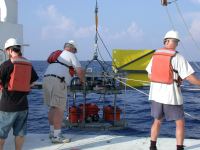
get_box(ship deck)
[5,130,200,150]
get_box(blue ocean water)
[27,61,200,139]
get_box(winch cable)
[94,0,110,68]
[85,0,117,73]
[97,31,112,62]
[94,0,98,59]
[174,1,200,51]
[164,1,200,71]
[85,0,108,72]
[104,73,200,121]
[96,43,110,71]
[165,6,176,30]
[96,42,113,70]
[174,1,200,71]
[97,31,118,72]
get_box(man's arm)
[76,67,85,83]
[30,67,39,85]
[185,74,200,86]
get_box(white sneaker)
[51,134,71,144]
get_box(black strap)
[44,74,65,82]
[51,60,72,68]
[170,52,182,86]
[173,69,178,73]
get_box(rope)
[165,7,176,30]
[104,74,149,96]
[164,1,200,71]
[96,43,113,70]
[97,31,112,62]
[115,77,149,96]
[174,1,200,51]
[105,73,200,121]
[175,1,200,70]
[97,31,118,70]
[92,0,118,71]
[184,112,200,121]
[116,76,150,83]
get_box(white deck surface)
[5,131,200,150]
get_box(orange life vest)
[150,49,177,84]
[47,50,62,63]
[47,50,75,77]
[8,57,32,92]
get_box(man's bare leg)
[15,136,24,150]
[176,119,185,145]
[0,138,5,150]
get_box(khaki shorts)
[43,76,67,110]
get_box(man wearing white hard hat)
[43,40,85,143]
[0,38,38,150]
[146,30,200,150]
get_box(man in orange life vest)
[43,40,85,143]
[146,30,200,150]
[0,38,38,150]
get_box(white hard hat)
[4,38,21,50]
[68,40,77,49]
[164,30,180,41]
[64,40,77,52]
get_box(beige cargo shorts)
[43,76,67,110]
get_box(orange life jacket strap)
[47,50,75,77]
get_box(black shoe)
[177,145,184,150]
[150,146,157,150]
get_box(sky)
[17,0,200,61]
